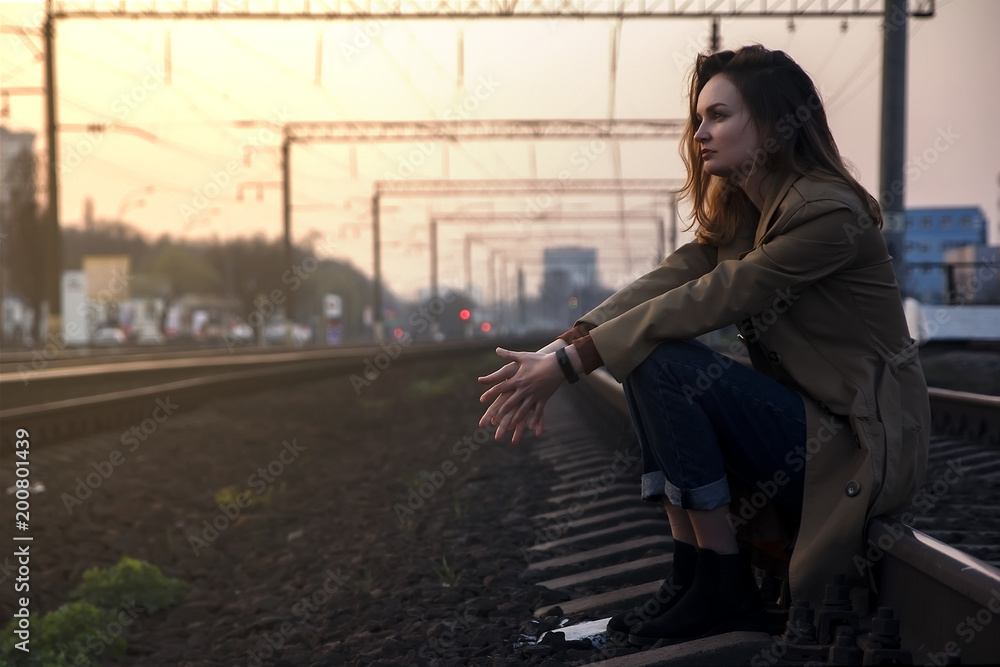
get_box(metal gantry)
[280,120,684,334]
[428,210,673,301]
[371,178,682,337]
[286,119,686,143]
[50,0,936,20]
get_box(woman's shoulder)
[782,172,870,220]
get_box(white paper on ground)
[539,617,612,648]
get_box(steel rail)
[0,337,551,448]
[927,386,1000,447]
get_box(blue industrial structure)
[901,207,988,303]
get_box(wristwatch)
[555,346,580,384]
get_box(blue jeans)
[622,339,806,513]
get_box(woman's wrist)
[537,339,569,354]
[562,344,584,376]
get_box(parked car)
[92,327,127,346]
[228,322,254,344]
[264,322,312,345]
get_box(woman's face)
[693,74,761,180]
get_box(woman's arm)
[588,206,862,381]
[574,240,719,331]
[476,239,719,442]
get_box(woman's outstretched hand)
[477,347,564,444]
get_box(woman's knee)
[627,339,713,385]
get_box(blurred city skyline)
[1,0,998,299]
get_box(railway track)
[513,369,1000,665]
[0,338,549,448]
[3,341,999,664]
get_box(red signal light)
[480,322,491,333]
[459,308,471,321]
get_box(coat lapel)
[753,170,803,247]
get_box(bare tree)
[0,149,43,344]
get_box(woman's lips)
[701,149,715,159]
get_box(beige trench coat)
[575,170,930,609]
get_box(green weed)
[434,556,462,588]
[71,556,188,614]
[0,602,124,667]
[213,483,273,510]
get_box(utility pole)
[371,191,382,342]
[517,266,525,328]
[429,218,439,340]
[281,136,293,343]
[880,0,908,298]
[43,0,61,341]
[656,214,665,261]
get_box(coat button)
[845,481,861,497]
[767,351,781,364]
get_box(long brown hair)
[679,45,882,245]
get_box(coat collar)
[753,169,803,247]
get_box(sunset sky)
[1,0,998,300]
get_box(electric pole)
[43,0,61,340]
[880,0,908,298]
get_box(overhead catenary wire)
[206,21,355,173]
[366,29,497,180]
[827,8,937,111]
[396,23,520,179]
[93,19,286,171]
[69,18,332,220]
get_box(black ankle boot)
[627,547,766,647]
[605,540,697,642]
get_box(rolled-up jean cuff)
[640,471,731,510]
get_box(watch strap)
[556,346,580,384]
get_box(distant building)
[1,127,39,344]
[902,207,988,303]
[942,245,1000,305]
[543,246,598,291]
[0,126,36,205]
[541,246,600,328]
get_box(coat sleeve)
[589,205,862,381]
[574,240,719,331]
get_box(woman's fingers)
[511,417,526,444]
[495,396,529,441]
[479,391,511,428]
[494,410,512,441]
[477,359,517,385]
[505,397,541,444]
[479,378,514,404]
[509,395,538,429]
[527,404,545,431]
[477,349,522,383]
[482,398,506,429]
[481,387,525,429]
[490,400,544,444]
[478,346,555,443]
